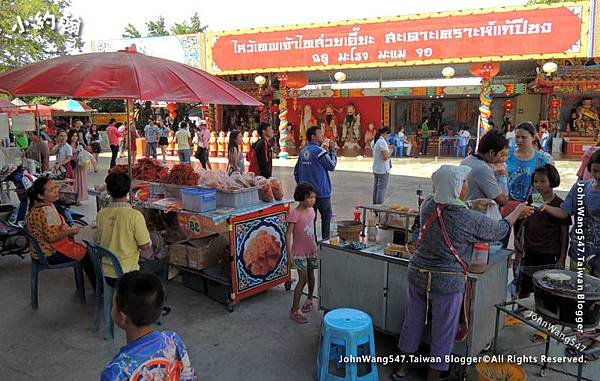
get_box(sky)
[69,0,528,43]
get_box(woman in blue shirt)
[507,122,554,203]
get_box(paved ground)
[0,153,597,380]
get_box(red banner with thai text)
[207,5,588,74]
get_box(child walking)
[287,182,319,324]
[518,164,570,297]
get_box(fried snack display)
[243,229,281,276]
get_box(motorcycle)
[0,165,87,258]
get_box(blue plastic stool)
[316,308,378,381]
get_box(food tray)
[163,184,188,201]
[216,186,260,208]
[181,187,217,213]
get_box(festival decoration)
[278,98,289,159]
[167,103,177,112]
[279,72,308,89]
[502,99,515,110]
[470,62,500,136]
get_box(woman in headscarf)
[392,165,533,381]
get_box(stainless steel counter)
[318,240,512,357]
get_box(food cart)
[136,198,292,312]
[91,162,292,312]
[320,204,512,379]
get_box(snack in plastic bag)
[258,178,274,202]
[269,178,284,200]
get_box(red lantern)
[167,103,177,112]
[280,72,308,89]
[169,111,177,118]
[469,62,500,79]
[502,99,515,110]
[550,98,560,108]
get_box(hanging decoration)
[278,98,289,159]
[548,96,561,122]
[456,100,474,124]
[470,62,500,136]
[205,104,216,130]
[408,101,422,124]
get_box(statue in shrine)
[286,122,297,156]
[250,130,260,145]
[321,120,337,141]
[342,103,361,155]
[299,104,317,148]
[364,122,377,157]
[242,131,251,154]
[209,131,218,157]
[576,98,600,134]
[217,131,226,157]
[318,104,343,146]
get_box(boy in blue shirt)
[101,271,198,381]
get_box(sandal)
[301,300,314,313]
[290,309,308,324]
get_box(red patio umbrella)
[20,105,57,118]
[0,44,260,176]
[0,44,261,105]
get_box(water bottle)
[330,212,338,238]
[470,243,490,273]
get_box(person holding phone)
[517,164,570,298]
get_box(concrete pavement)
[0,153,597,380]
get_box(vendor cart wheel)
[226,299,234,313]
[284,281,292,291]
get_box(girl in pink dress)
[286,182,319,323]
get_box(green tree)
[122,22,141,38]
[170,12,208,35]
[146,16,168,37]
[0,0,83,73]
[87,99,125,113]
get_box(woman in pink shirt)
[105,119,120,168]
[286,182,319,323]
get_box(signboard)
[230,205,290,301]
[91,113,127,126]
[207,3,590,74]
[11,113,36,132]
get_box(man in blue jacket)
[294,126,337,240]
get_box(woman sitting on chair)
[26,177,96,288]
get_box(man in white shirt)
[397,127,412,157]
[175,121,192,163]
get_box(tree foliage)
[170,12,208,35]
[146,16,168,37]
[124,13,207,38]
[0,0,83,73]
[87,99,125,113]
[122,23,141,39]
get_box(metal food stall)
[319,239,512,358]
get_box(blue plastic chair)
[456,135,469,157]
[85,240,165,340]
[18,225,85,311]
[84,240,124,340]
[387,135,405,157]
[316,308,378,381]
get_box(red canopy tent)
[0,44,260,170]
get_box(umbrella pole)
[126,99,132,179]
[36,104,41,170]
